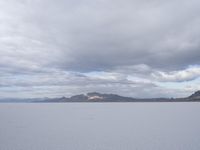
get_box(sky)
[0,0,200,98]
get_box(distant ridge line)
[0,91,200,103]
[20,91,200,103]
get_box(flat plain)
[0,103,200,150]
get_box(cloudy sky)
[0,0,200,98]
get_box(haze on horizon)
[0,0,200,98]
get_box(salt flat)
[0,103,200,150]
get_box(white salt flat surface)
[0,103,200,150]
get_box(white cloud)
[152,66,200,82]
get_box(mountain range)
[1,91,199,103]
[43,91,200,102]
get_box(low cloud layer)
[0,0,200,98]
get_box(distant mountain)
[41,92,138,102]
[1,91,200,103]
[187,90,200,100]
[39,91,200,103]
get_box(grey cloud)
[1,0,200,72]
[54,0,200,71]
[0,68,159,98]
[0,0,200,98]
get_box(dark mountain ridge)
[0,91,200,103]
[188,91,200,100]
[36,91,200,103]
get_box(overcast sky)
[0,0,200,98]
